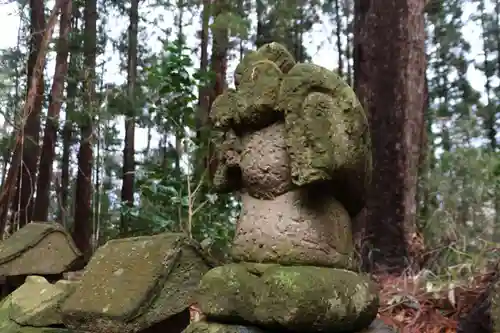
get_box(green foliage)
[119,40,238,251]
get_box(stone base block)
[196,263,379,333]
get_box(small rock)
[9,275,75,327]
[182,321,266,333]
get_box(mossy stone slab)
[197,263,379,333]
[61,233,210,333]
[0,222,82,276]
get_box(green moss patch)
[0,223,80,266]
[276,63,371,216]
[197,264,378,332]
[61,233,184,321]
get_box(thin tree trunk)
[344,0,353,86]
[59,4,81,226]
[73,0,97,259]
[493,0,500,233]
[256,0,265,48]
[334,0,343,76]
[33,0,72,222]
[120,0,138,236]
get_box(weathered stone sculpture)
[184,43,392,333]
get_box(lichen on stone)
[211,128,242,192]
[198,42,377,333]
[61,233,210,333]
[196,264,378,333]
[0,222,82,276]
[276,63,371,216]
[210,89,247,129]
[9,275,77,327]
[0,294,72,333]
[234,42,295,87]
[235,60,283,129]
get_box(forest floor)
[375,271,495,333]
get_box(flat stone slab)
[197,263,379,333]
[61,233,211,333]
[0,222,82,276]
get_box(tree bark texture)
[33,0,72,222]
[207,0,229,180]
[13,0,47,227]
[73,0,97,258]
[353,0,426,274]
[120,0,138,236]
[0,0,62,238]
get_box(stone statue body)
[188,43,393,333]
[211,43,371,270]
[234,121,354,268]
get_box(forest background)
[0,0,496,289]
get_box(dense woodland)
[0,0,497,281]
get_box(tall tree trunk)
[344,0,353,85]
[256,0,265,48]
[73,0,97,258]
[120,0,138,236]
[13,0,47,227]
[59,4,81,226]
[196,0,210,143]
[354,0,426,274]
[493,0,500,234]
[334,0,343,76]
[206,0,229,180]
[0,0,62,238]
[33,0,72,222]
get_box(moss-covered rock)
[61,233,211,333]
[211,89,247,130]
[182,321,266,333]
[0,294,72,333]
[213,61,283,133]
[9,276,78,327]
[276,63,371,217]
[211,43,371,218]
[197,263,378,333]
[234,42,295,86]
[0,222,82,276]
